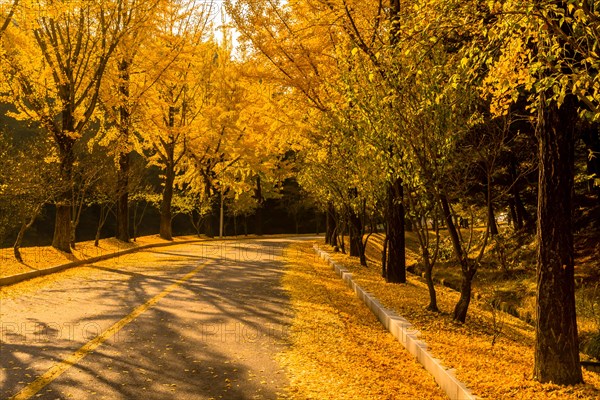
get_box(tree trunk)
[381,234,388,278]
[95,212,103,246]
[512,192,524,229]
[358,237,367,267]
[132,201,148,243]
[384,178,406,283]
[116,58,131,243]
[340,227,346,254]
[95,230,101,247]
[328,204,339,248]
[53,204,72,252]
[190,211,201,236]
[454,267,475,322]
[508,158,534,230]
[424,257,438,312]
[70,186,88,250]
[325,211,329,239]
[440,194,476,322]
[533,97,582,385]
[489,204,498,235]
[254,176,264,236]
[515,189,533,230]
[488,185,498,235]
[95,205,109,247]
[219,190,225,238]
[159,166,174,240]
[348,208,361,258]
[160,106,176,241]
[132,205,139,242]
[326,202,335,245]
[508,198,518,230]
[13,208,40,262]
[116,151,130,242]
[359,250,367,266]
[14,223,27,262]
[440,195,462,257]
[204,205,219,238]
[53,126,75,253]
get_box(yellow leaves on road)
[280,242,446,400]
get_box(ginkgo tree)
[0,0,133,252]
[181,47,294,237]
[176,37,245,237]
[0,0,18,37]
[466,0,600,384]
[141,3,215,240]
[296,100,385,266]
[228,0,414,279]
[97,0,166,242]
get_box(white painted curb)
[313,245,477,400]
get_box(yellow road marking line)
[9,260,210,400]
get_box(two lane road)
[1,238,301,399]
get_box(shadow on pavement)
[1,239,299,399]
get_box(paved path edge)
[0,239,206,287]
[0,234,320,287]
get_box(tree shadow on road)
[1,240,295,399]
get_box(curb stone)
[313,244,478,400]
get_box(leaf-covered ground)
[312,240,600,399]
[364,230,600,353]
[279,242,447,399]
[0,235,202,278]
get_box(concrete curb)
[0,239,205,287]
[313,245,478,400]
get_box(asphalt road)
[1,238,304,399]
